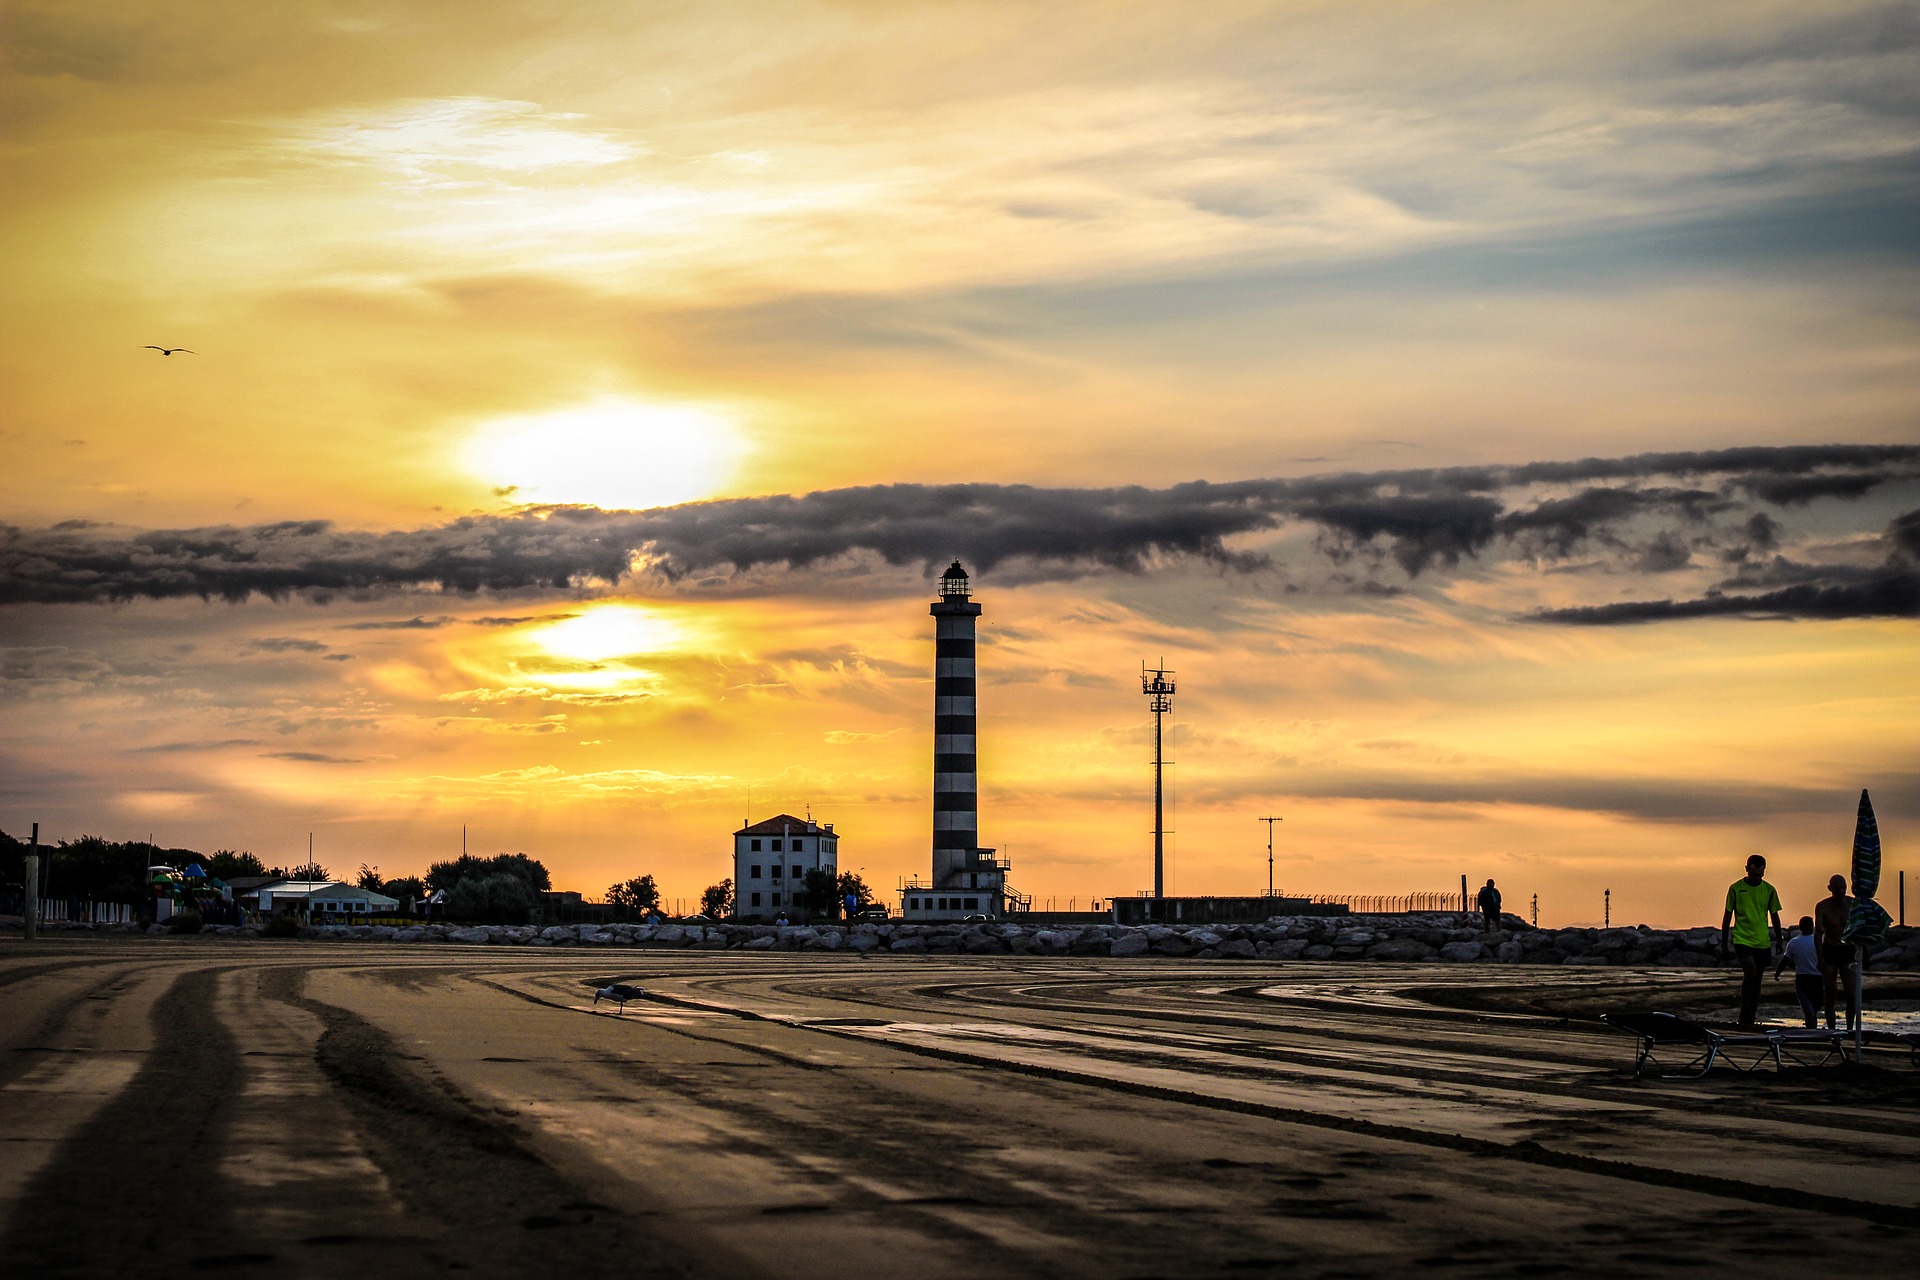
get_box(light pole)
[1259,817,1283,897]
[1141,661,1176,898]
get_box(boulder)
[1366,938,1436,962]
[1152,936,1193,957]
[889,934,928,954]
[1217,939,1257,959]
[1439,941,1485,963]
[741,935,776,949]
[846,931,881,952]
[1495,941,1524,963]
[1562,954,1610,966]
[1333,929,1376,947]
[1303,945,1335,961]
[1271,939,1311,960]
[540,925,574,942]
[805,930,844,950]
[1110,931,1150,957]
[447,927,492,945]
[1187,929,1224,949]
[393,926,431,942]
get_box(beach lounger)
[1601,1012,1785,1079]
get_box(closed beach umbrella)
[1841,789,1893,1055]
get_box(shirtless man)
[1813,873,1857,1031]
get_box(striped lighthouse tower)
[930,561,982,887]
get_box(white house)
[732,814,839,921]
[254,880,399,917]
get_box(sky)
[2,0,1917,925]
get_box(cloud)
[245,636,329,653]
[260,751,366,764]
[1535,506,1920,624]
[131,738,264,753]
[2,446,1915,621]
[339,615,453,630]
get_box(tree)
[606,875,660,916]
[291,861,329,882]
[380,875,425,903]
[700,878,734,919]
[426,852,550,894]
[205,850,266,880]
[444,872,537,924]
[797,868,840,919]
[356,863,383,892]
[837,871,873,913]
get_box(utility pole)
[1141,661,1176,899]
[1259,817,1283,897]
[1531,893,1538,928]
[23,823,39,943]
[1460,873,1468,915]
[1604,888,1611,929]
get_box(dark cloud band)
[2,444,1915,622]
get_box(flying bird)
[144,346,195,356]
[593,982,647,1012]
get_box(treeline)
[3,829,875,925]
[0,830,308,902]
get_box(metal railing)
[1305,892,1460,915]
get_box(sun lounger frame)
[1603,1014,1919,1078]
[1602,1013,1783,1079]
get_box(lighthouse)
[899,561,1013,920]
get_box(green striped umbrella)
[1842,789,1891,948]
[1841,789,1892,1056]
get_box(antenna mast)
[1259,816,1283,897]
[1141,660,1176,898]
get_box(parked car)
[962,913,994,924]
[854,905,890,921]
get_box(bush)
[261,913,299,938]
[167,908,203,935]
[445,872,537,925]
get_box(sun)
[465,396,745,510]
[531,604,686,664]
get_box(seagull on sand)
[593,982,647,1012]
[144,346,195,356]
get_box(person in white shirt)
[1773,916,1823,1029]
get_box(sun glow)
[531,604,687,663]
[466,397,746,510]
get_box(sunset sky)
[2,1,1916,925]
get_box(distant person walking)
[1813,873,1858,1031]
[1773,916,1823,1028]
[1720,854,1784,1029]
[1475,879,1503,928]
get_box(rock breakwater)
[26,913,1920,970]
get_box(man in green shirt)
[1720,854,1784,1029]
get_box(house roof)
[224,876,278,891]
[734,813,839,837]
[258,880,400,907]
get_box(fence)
[1308,892,1461,915]
[2,896,141,925]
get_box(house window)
[750,838,761,851]
[965,898,980,910]
[750,892,761,907]
[749,864,762,879]
[794,839,806,853]
[771,865,782,878]
[772,893,782,905]
[771,839,782,851]
[937,898,947,910]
